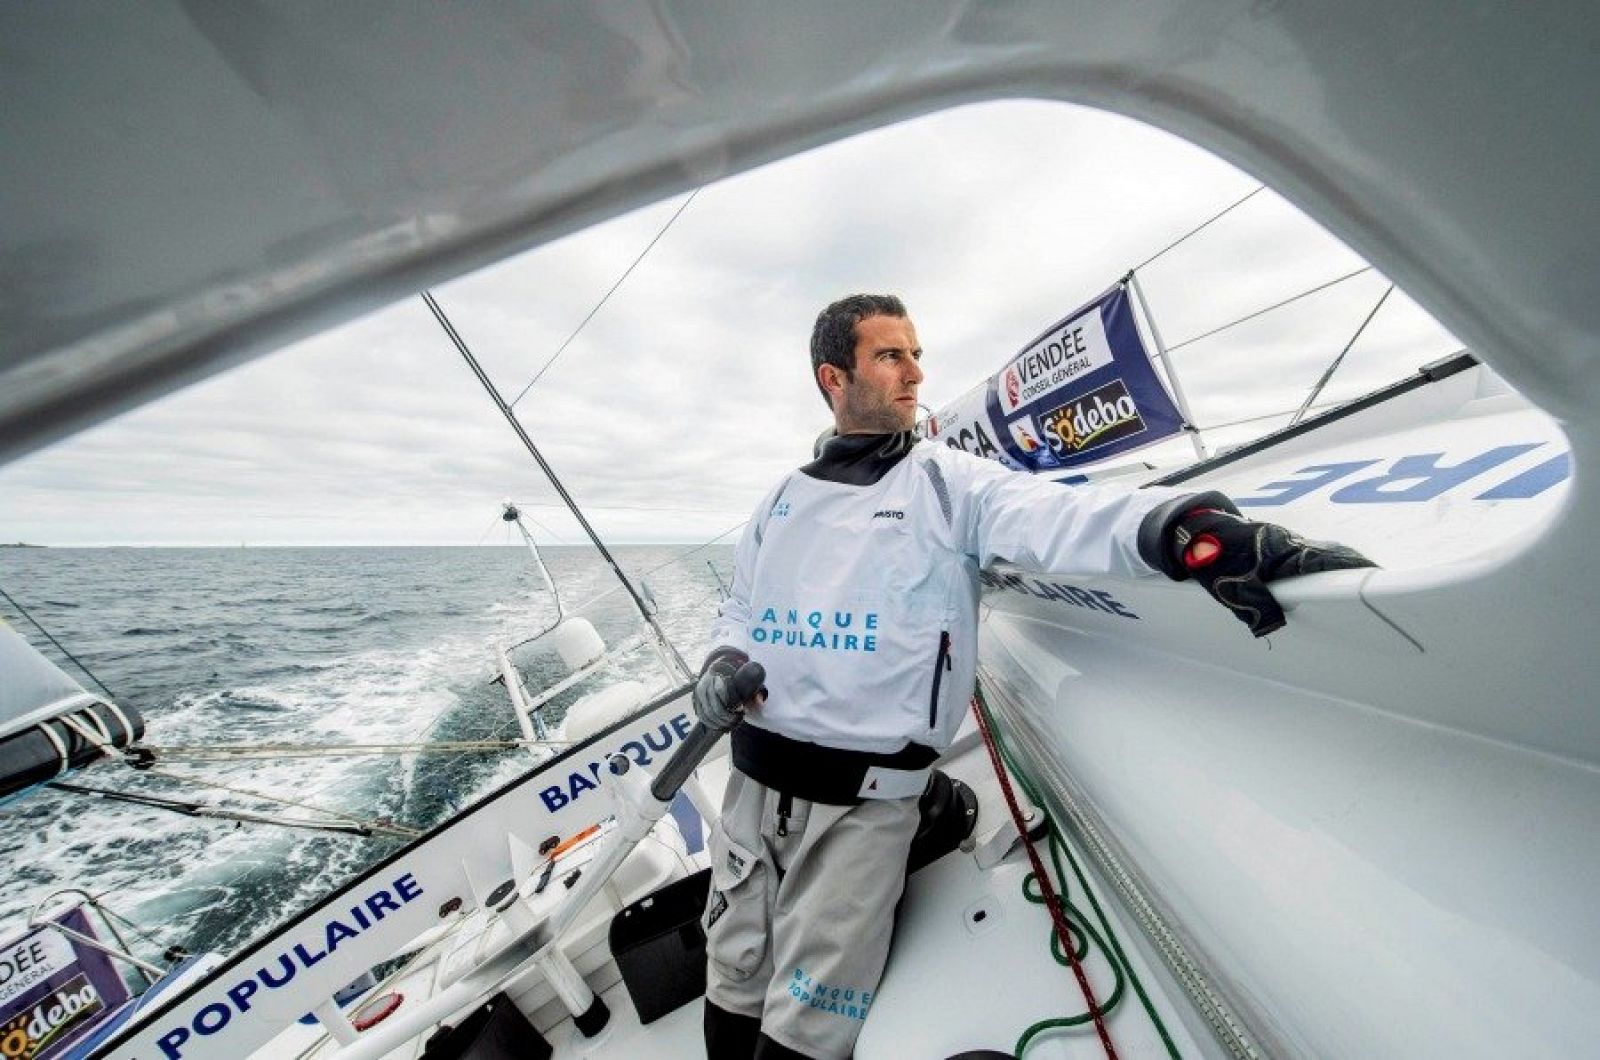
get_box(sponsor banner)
[997,302,1114,415]
[0,927,73,1011]
[926,283,1186,473]
[0,908,130,1059]
[922,382,1023,470]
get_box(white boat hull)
[978,362,1599,1057]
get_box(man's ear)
[818,363,844,403]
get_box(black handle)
[649,661,765,801]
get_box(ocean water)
[0,545,731,962]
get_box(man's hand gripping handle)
[652,656,765,801]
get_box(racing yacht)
[2,4,1596,1058]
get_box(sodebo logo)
[1043,379,1145,456]
[1,975,104,1059]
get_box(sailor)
[695,294,1371,1059]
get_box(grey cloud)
[1,100,1459,547]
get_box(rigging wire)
[633,519,746,578]
[45,780,413,839]
[141,738,571,763]
[513,507,569,545]
[484,501,569,546]
[1290,282,1396,426]
[558,519,746,616]
[515,502,750,514]
[423,289,692,679]
[87,894,178,958]
[706,559,730,600]
[1196,398,1344,434]
[1181,339,1464,439]
[0,584,121,703]
[1163,265,1376,354]
[37,889,185,981]
[1132,185,1265,273]
[26,892,168,981]
[473,512,505,546]
[135,762,417,836]
[506,186,703,409]
[52,705,422,837]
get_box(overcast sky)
[0,100,1460,547]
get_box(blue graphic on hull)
[1236,444,1570,506]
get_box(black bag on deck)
[420,991,551,1060]
[609,867,712,1024]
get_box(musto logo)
[1042,379,1146,457]
[1,974,103,1059]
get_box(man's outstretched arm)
[940,449,1375,638]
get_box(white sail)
[0,620,103,740]
[0,620,142,798]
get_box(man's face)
[828,313,924,434]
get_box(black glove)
[693,648,766,732]
[1139,492,1377,637]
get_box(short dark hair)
[810,294,908,408]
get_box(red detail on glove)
[1184,532,1223,570]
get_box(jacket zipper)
[776,791,792,837]
[929,630,951,729]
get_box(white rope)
[38,720,71,776]
[63,708,113,746]
[136,765,422,838]
[100,699,137,744]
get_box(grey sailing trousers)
[703,769,921,1059]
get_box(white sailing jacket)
[710,437,1183,756]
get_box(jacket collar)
[801,431,917,485]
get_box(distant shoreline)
[0,542,44,548]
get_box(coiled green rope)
[975,685,1181,1058]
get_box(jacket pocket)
[928,630,951,729]
[703,822,770,982]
